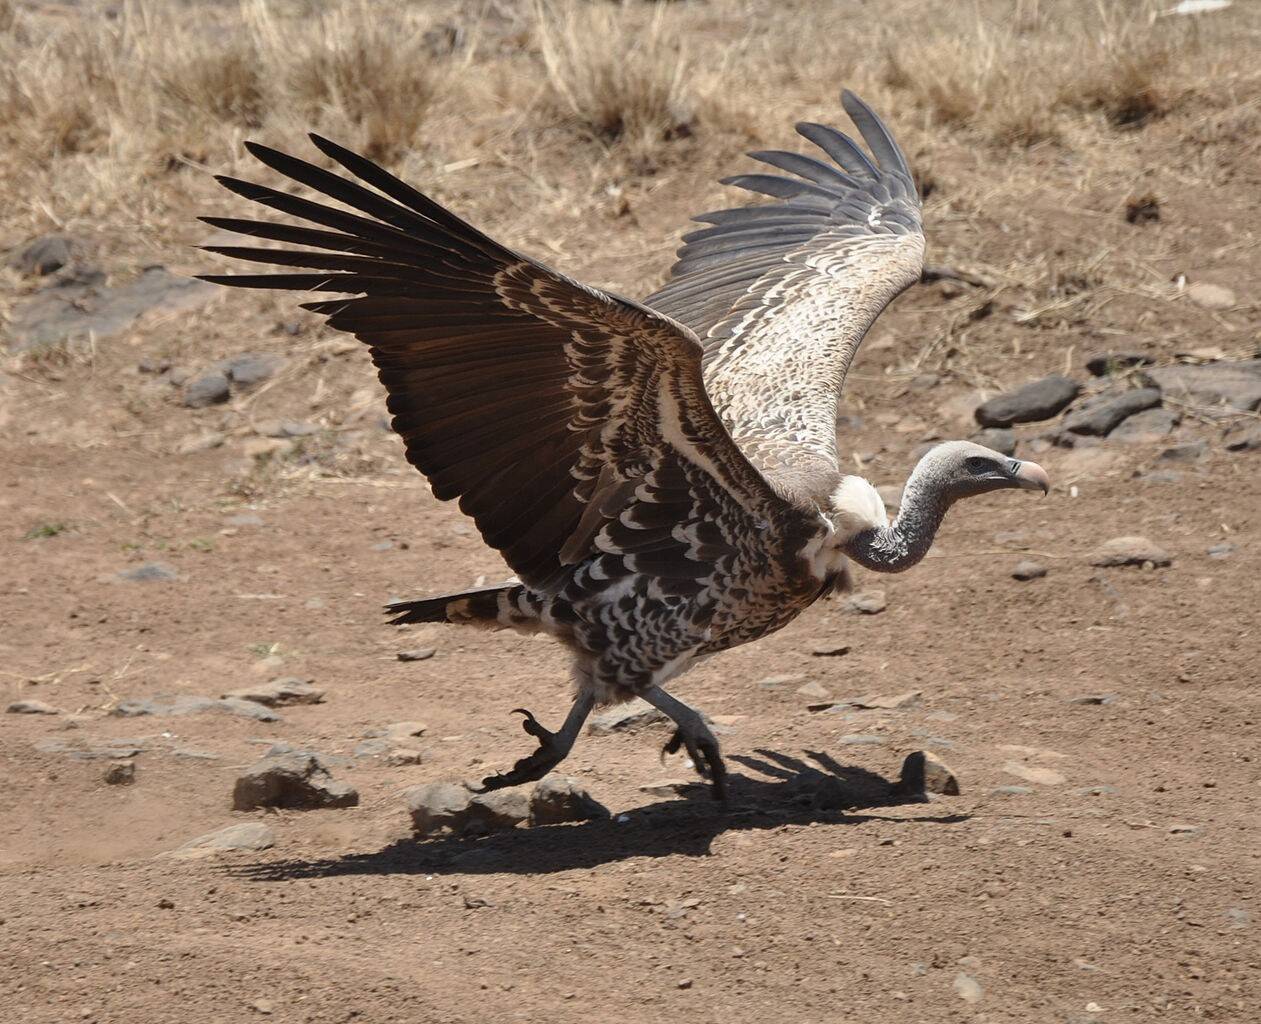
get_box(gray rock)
[968,428,1016,456]
[1207,542,1235,559]
[1062,387,1161,436]
[406,781,474,835]
[1137,468,1183,484]
[385,748,424,766]
[1108,407,1179,444]
[1139,360,1261,414]
[117,562,178,583]
[162,822,275,860]
[899,750,960,796]
[990,785,1033,796]
[222,677,324,707]
[7,234,74,276]
[8,267,215,353]
[232,752,358,810]
[838,734,885,746]
[397,648,436,662]
[1158,441,1207,462]
[354,738,391,758]
[844,590,887,614]
[1011,560,1047,581]
[1224,422,1261,451]
[35,738,143,760]
[464,789,530,832]
[975,375,1080,428]
[1089,536,1172,568]
[183,370,231,408]
[1073,785,1118,797]
[6,699,62,715]
[811,642,851,657]
[588,699,669,734]
[362,721,427,742]
[953,973,984,1004]
[529,775,611,825]
[104,760,135,785]
[1186,282,1236,310]
[112,694,279,722]
[1085,352,1153,376]
[796,680,830,700]
[220,352,285,387]
[255,419,317,438]
[1070,694,1116,705]
[172,746,220,761]
[177,431,227,455]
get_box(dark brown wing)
[200,135,790,593]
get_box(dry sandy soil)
[2,1,1259,1022]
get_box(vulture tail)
[385,582,539,631]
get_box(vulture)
[201,90,1049,799]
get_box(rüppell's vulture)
[201,91,1049,798]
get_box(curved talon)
[661,726,728,801]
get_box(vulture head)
[834,440,1049,574]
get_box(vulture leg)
[475,692,596,793]
[641,686,729,801]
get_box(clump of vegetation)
[23,522,69,540]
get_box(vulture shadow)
[227,749,968,881]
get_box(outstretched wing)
[200,136,793,594]
[645,91,925,481]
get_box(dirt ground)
[2,2,1260,1022]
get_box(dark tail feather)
[385,583,519,626]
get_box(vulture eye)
[963,456,994,475]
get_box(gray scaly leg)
[476,692,596,793]
[640,685,728,801]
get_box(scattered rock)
[177,431,227,455]
[1061,387,1161,436]
[8,267,216,353]
[1089,536,1172,568]
[103,760,135,785]
[1003,762,1066,786]
[223,677,324,707]
[1124,193,1160,225]
[406,781,474,836]
[838,734,885,746]
[1136,468,1183,485]
[1070,694,1116,705]
[841,691,921,710]
[183,370,231,408]
[1073,785,1118,797]
[161,822,276,860]
[6,699,62,715]
[1168,824,1201,836]
[899,750,960,796]
[1139,360,1261,414]
[1206,542,1235,560]
[113,695,279,722]
[954,973,984,1004]
[975,375,1080,428]
[385,748,424,766]
[1108,407,1178,444]
[795,680,830,700]
[1158,441,1207,462]
[1011,560,1047,581]
[990,785,1033,796]
[172,746,220,761]
[35,738,143,760]
[844,590,887,614]
[968,427,1016,456]
[116,562,179,583]
[254,419,318,439]
[1224,422,1261,451]
[1085,351,1154,377]
[6,234,75,276]
[220,352,286,387]
[464,790,530,833]
[529,775,611,825]
[588,699,669,734]
[810,642,851,657]
[232,752,358,810]
[397,648,436,662]
[1185,281,1236,310]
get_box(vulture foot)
[475,694,595,793]
[662,726,728,802]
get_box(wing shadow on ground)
[230,748,967,881]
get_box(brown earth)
[2,2,1260,1022]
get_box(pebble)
[161,823,276,860]
[116,562,179,583]
[810,642,851,657]
[219,352,286,387]
[1003,762,1066,786]
[1085,352,1153,376]
[899,750,960,796]
[529,775,611,825]
[113,695,279,722]
[990,785,1033,796]
[838,734,885,746]
[588,699,669,734]
[397,648,436,662]
[1011,560,1047,581]
[1108,407,1178,444]
[840,691,921,710]
[795,680,830,700]
[975,375,1080,428]
[406,781,475,836]
[1158,441,1207,462]
[1070,694,1116,705]
[1206,542,1235,560]
[6,699,62,715]
[222,677,325,707]
[6,233,75,276]
[1072,785,1118,797]
[953,972,984,1004]
[103,760,135,785]
[183,370,231,408]
[844,590,887,614]
[1089,535,1172,568]
[232,752,359,810]
[1185,281,1236,309]
[1224,422,1261,451]
[177,431,227,455]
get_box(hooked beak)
[1011,459,1050,495]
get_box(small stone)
[6,699,62,715]
[810,642,851,657]
[1224,422,1261,451]
[529,775,611,825]
[1072,785,1118,797]
[112,695,278,722]
[838,734,885,746]
[465,789,530,832]
[1089,536,1172,568]
[677,979,693,990]
[1186,281,1236,310]
[588,699,669,734]
[1085,352,1153,376]
[845,691,921,710]
[6,233,75,276]
[183,370,231,408]
[162,823,275,860]
[1108,407,1178,444]
[795,680,830,700]
[954,972,983,1004]
[222,677,324,707]
[385,748,424,766]
[845,590,886,614]
[1070,694,1116,705]
[1139,360,1261,414]
[221,352,286,387]
[104,760,135,785]
[1168,824,1201,835]
[1159,441,1208,463]
[990,785,1033,796]
[397,648,436,662]
[975,375,1080,428]
[256,419,317,438]
[1124,193,1160,225]
[1011,560,1047,581]
[1003,762,1066,786]
[1206,542,1235,559]
[406,781,473,836]
[899,750,960,796]
[177,431,226,455]
[968,427,1016,456]
[251,999,275,1015]
[232,752,358,810]
[116,562,178,583]
[1061,387,1161,436]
